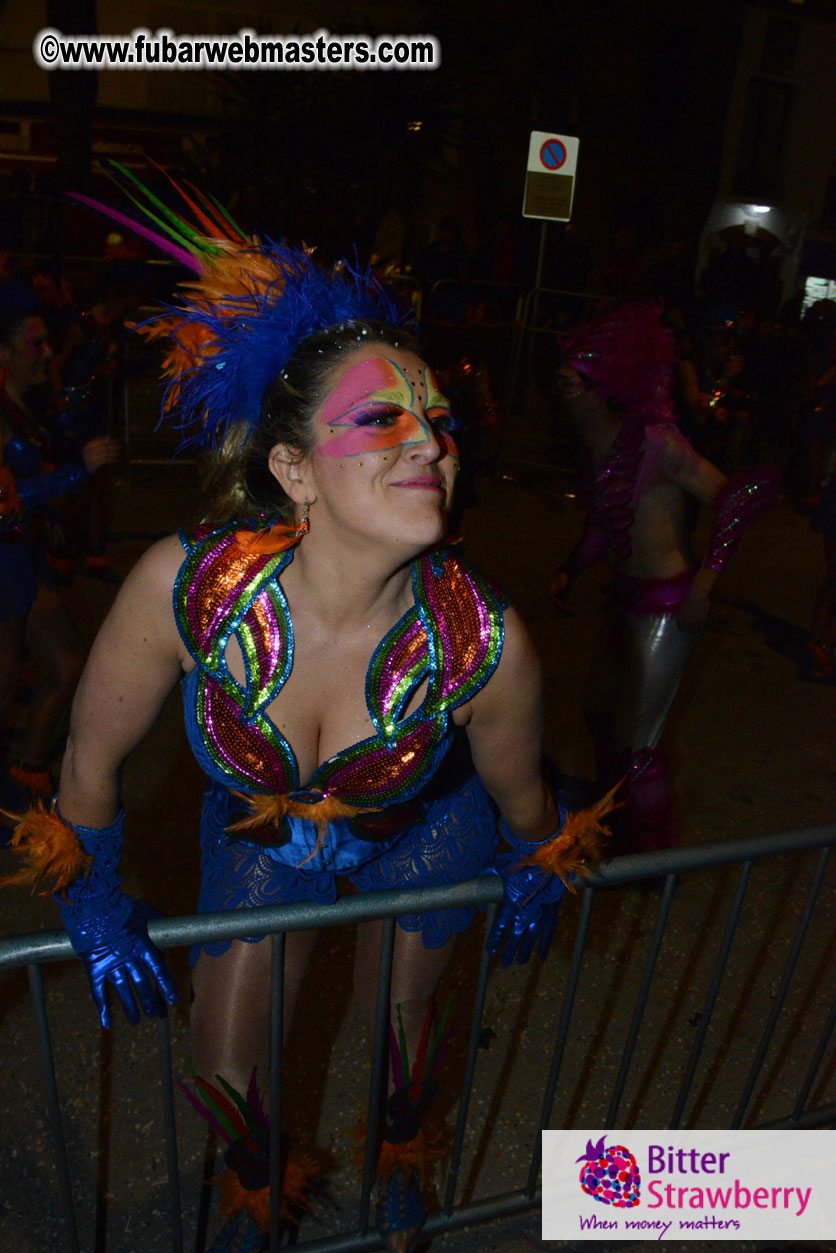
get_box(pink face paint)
[318,357,432,460]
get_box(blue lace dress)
[175,521,508,960]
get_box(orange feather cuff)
[515,779,624,890]
[353,1119,450,1191]
[0,801,93,896]
[375,1125,449,1190]
[215,1153,319,1233]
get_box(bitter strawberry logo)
[577,1136,641,1207]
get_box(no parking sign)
[523,130,579,221]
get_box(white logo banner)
[543,1130,833,1241]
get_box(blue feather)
[136,240,413,449]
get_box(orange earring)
[295,499,311,536]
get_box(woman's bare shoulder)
[111,532,187,617]
[129,531,187,587]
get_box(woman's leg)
[611,610,700,755]
[608,609,700,852]
[191,929,320,1096]
[353,924,458,1251]
[354,922,457,1068]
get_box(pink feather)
[564,301,676,425]
[67,192,202,273]
[177,1078,235,1144]
[245,1068,269,1129]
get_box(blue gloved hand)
[60,893,177,1028]
[485,852,567,967]
[57,809,178,1028]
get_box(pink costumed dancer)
[551,303,781,853]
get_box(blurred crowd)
[378,212,836,514]
[1,197,835,816]
[0,231,160,810]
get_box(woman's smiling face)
[296,343,460,551]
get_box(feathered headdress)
[562,301,676,425]
[68,161,412,446]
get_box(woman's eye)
[427,408,459,433]
[354,404,402,428]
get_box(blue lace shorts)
[191,772,499,963]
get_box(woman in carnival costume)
[550,302,781,853]
[0,281,118,808]
[2,174,616,1252]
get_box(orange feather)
[375,1126,449,1190]
[228,791,380,865]
[215,1153,320,1231]
[516,779,624,891]
[353,1116,450,1191]
[134,241,291,415]
[0,802,93,897]
[132,239,318,424]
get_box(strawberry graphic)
[576,1136,641,1207]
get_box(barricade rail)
[1,822,834,1252]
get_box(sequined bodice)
[174,522,506,809]
[588,421,645,563]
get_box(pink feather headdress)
[562,302,676,425]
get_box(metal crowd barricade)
[1,823,835,1253]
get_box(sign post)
[510,132,581,410]
[523,129,580,297]
[523,131,579,223]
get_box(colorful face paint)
[423,366,459,459]
[318,356,454,461]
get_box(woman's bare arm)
[658,427,727,627]
[462,607,559,842]
[59,533,190,827]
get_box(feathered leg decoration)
[181,1069,320,1245]
[373,997,453,1253]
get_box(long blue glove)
[2,434,89,510]
[57,810,178,1028]
[485,809,569,967]
[17,461,88,510]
